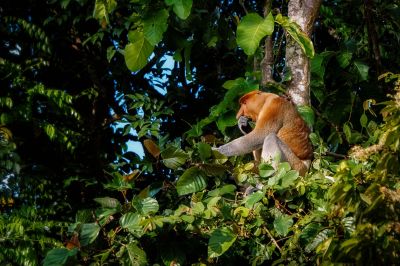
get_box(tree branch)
[261,0,275,86]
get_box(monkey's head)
[236,90,268,121]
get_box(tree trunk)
[261,0,274,86]
[286,0,322,106]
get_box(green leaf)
[198,142,212,161]
[161,146,189,169]
[125,243,148,266]
[132,197,159,215]
[106,46,116,62]
[297,105,315,127]
[360,113,368,128]
[236,13,274,55]
[273,214,293,236]
[43,248,78,266]
[280,170,299,188]
[124,31,154,72]
[275,14,314,58]
[343,123,352,143]
[93,0,117,24]
[354,60,369,81]
[299,223,322,246]
[311,51,334,79]
[143,9,169,45]
[177,167,207,196]
[165,0,192,20]
[259,163,275,178]
[336,51,352,68]
[44,124,56,140]
[80,223,100,246]
[94,197,121,209]
[244,190,265,209]
[208,227,237,258]
[120,212,144,236]
[216,112,237,134]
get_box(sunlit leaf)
[177,167,207,196]
[132,197,159,215]
[259,163,275,178]
[124,31,154,72]
[244,190,264,209]
[120,212,144,236]
[236,12,274,55]
[275,14,314,58]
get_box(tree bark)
[286,0,322,106]
[261,0,274,86]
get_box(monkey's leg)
[261,133,309,176]
[253,149,262,162]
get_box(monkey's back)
[277,99,313,160]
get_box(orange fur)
[237,90,313,161]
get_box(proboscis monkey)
[214,91,313,176]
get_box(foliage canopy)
[0,0,399,265]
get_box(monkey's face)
[236,91,267,121]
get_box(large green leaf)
[165,0,192,20]
[93,0,117,24]
[143,9,169,45]
[236,12,274,55]
[208,227,237,258]
[132,197,159,215]
[124,31,154,72]
[125,243,147,266]
[354,60,369,81]
[275,14,314,58]
[273,214,293,236]
[161,146,189,169]
[43,248,77,266]
[176,167,207,196]
[80,223,100,246]
[120,212,144,236]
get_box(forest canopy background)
[0,0,399,265]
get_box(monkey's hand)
[238,116,251,135]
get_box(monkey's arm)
[216,97,283,157]
[214,130,267,156]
